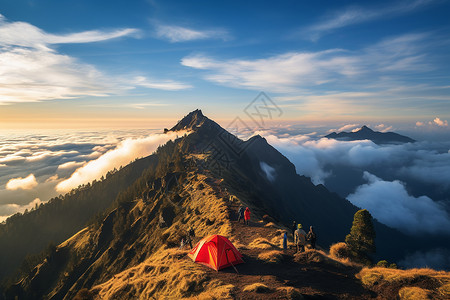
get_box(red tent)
[188,235,244,271]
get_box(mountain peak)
[169,109,207,131]
[358,125,373,132]
[325,124,415,144]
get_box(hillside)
[5,169,449,299]
[1,110,446,299]
[325,125,416,144]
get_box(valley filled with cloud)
[0,129,183,222]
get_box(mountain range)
[325,125,416,144]
[0,110,447,299]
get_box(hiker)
[185,234,192,249]
[294,224,307,253]
[188,226,195,238]
[179,238,186,250]
[237,206,245,223]
[306,226,317,249]
[244,207,250,225]
[291,221,296,241]
[187,226,195,248]
[159,214,166,228]
[283,232,288,251]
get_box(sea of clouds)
[0,129,182,222]
[1,124,449,269]
[255,129,450,235]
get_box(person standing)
[291,221,296,242]
[283,232,288,251]
[186,226,195,248]
[306,226,317,249]
[237,206,245,223]
[244,207,250,225]
[294,224,307,253]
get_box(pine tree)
[345,209,376,264]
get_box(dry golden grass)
[276,286,304,299]
[93,247,220,299]
[264,222,280,228]
[59,227,91,251]
[329,242,351,260]
[357,266,450,299]
[92,175,237,299]
[398,287,431,300]
[258,250,284,263]
[243,283,273,293]
[189,281,235,300]
[228,237,247,250]
[248,237,280,250]
[358,267,450,287]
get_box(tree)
[345,209,376,264]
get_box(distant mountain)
[325,125,415,144]
[2,110,433,299]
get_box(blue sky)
[0,0,449,131]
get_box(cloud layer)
[347,172,450,235]
[0,129,162,219]
[56,131,186,192]
[253,129,450,236]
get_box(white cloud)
[0,198,43,222]
[6,174,38,190]
[303,0,436,40]
[181,33,432,94]
[57,161,86,170]
[375,124,393,132]
[434,117,448,127]
[416,121,425,126]
[260,162,276,182]
[134,76,192,91]
[155,24,229,42]
[56,131,187,192]
[0,14,139,50]
[337,124,360,132]
[0,14,189,104]
[182,50,360,92]
[347,172,450,235]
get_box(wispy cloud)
[0,14,190,104]
[134,76,192,90]
[0,14,140,50]
[154,24,230,42]
[302,0,437,41]
[181,50,360,92]
[182,33,433,93]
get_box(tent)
[188,234,244,271]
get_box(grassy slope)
[89,168,450,300]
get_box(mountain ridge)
[1,110,446,299]
[325,125,416,144]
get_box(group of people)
[237,206,251,225]
[292,221,316,253]
[236,206,317,252]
